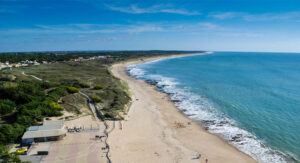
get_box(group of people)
[66,126,83,133]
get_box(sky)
[1,0,300,52]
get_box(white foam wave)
[126,64,293,163]
[126,65,146,78]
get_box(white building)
[22,120,67,145]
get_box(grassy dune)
[5,60,131,120]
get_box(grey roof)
[27,126,39,131]
[22,120,66,139]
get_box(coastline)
[109,53,256,163]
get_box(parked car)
[16,147,28,155]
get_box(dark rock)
[145,80,158,85]
[230,136,242,142]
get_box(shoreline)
[109,53,256,163]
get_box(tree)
[16,115,33,126]
[0,99,16,115]
[0,124,18,144]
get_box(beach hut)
[21,120,67,145]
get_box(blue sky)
[1,0,300,52]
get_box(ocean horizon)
[127,52,300,163]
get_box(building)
[97,56,107,59]
[33,60,40,65]
[11,63,21,68]
[89,56,96,60]
[22,120,67,145]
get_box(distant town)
[0,55,107,70]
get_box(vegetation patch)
[91,96,102,103]
[67,86,79,93]
[0,99,16,115]
[94,84,104,90]
[49,102,62,110]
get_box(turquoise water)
[127,52,300,163]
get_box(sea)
[126,52,300,163]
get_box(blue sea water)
[127,52,300,163]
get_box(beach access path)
[109,54,257,163]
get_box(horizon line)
[1,49,300,54]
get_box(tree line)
[0,50,203,63]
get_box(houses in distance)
[70,55,107,62]
[0,55,107,70]
[0,60,41,70]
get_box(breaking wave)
[126,63,296,163]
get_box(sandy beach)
[109,53,257,163]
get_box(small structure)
[97,56,106,59]
[33,60,40,65]
[22,120,67,145]
[0,62,4,70]
[36,143,51,155]
[11,63,21,68]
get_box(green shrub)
[79,83,90,88]
[67,87,79,93]
[47,86,67,101]
[91,96,102,103]
[49,102,62,110]
[0,99,16,115]
[94,84,104,90]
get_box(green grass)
[61,93,90,115]
[5,60,131,120]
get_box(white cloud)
[4,22,222,36]
[198,22,218,30]
[218,32,262,38]
[1,23,165,35]
[209,12,240,19]
[107,4,200,15]
[243,12,300,21]
[210,11,300,21]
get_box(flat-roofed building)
[22,120,67,145]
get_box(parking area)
[43,115,107,163]
[16,115,108,163]
[43,132,107,163]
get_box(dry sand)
[109,53,257,163]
